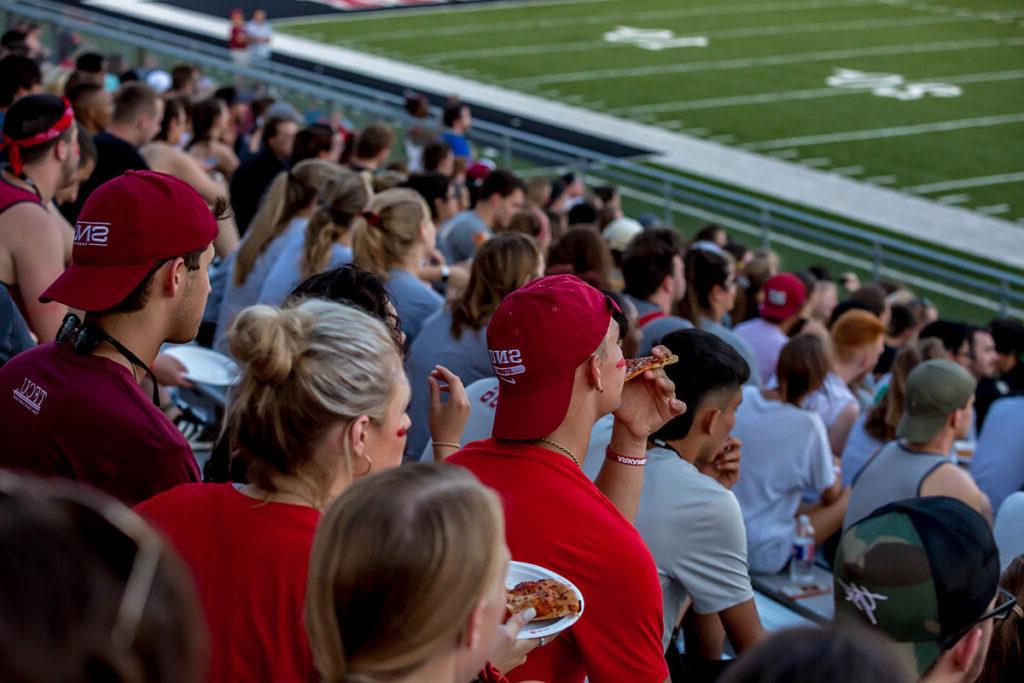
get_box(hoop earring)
[355,451,373,477]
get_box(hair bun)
[227,305,308,384]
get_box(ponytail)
[301,172,371,280]
[351,188,430,279]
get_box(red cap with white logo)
[758,273,807,322]
[487,274,616,440]
[41,171,218,312]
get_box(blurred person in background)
[422,139,454,176]
[621,227,693,356]
[168,64,200,99]
[442,99,473,162]
[290,123,337,165]
[187,96,239,179]
[441,168,525,263]
[735,273,807,385]
[964,324,999,428]
[0,54,42,141]
[978,554,1024,683]
[229,115,300,234]
[346,122,394,176]
[246,9,273,61]
[874,300,924,378]
[66,81,113,135]
[545,225,615,291]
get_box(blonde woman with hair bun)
[352,187,443,343]
[307,462,541,683]
[138,298,409,683]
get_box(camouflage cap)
[833,496,999,676]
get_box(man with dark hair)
[422,139,453,175]
[835,497,1011,682]
[963,325,999,429]
[347,122,394,173]
[0,171,218,504]
[66,81,113,135]
[848,283,890,326]
[920,319,972,365]
[441,100,472,161]
[0,94,79,340]
[621,228,693,355]
[0,54,42,140]
[874,300,923,376]
[74,51,107,75]
[169,63,200,97]
[630,329,766,663]
[403,172,458,223]
[441,168,525,262]
[229,115,299,234]
[290,123,335,165]
[70,82,162,220]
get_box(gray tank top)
[844,440,949,531]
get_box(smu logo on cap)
[489,348,525,384]
[767,289,788,306]
[74,221,111,248]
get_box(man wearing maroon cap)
[0,170,218,505]
[448,274,684,683]
[735,272,807,384]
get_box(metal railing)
[9,0,1023,315]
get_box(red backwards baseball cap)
[759,273,807,322]
[41,171,218,312]
[488,275,616,440]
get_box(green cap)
[896,360,975,443]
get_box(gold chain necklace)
[537,437,581,467]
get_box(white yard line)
[744,113,1024,150]
[83,0,1024,271]
[616,69,1024,116]
[506,37,1024,88]
[418,11,1010,63]
[321,0,885,42]
[903,171,1024,194]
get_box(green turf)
[280,0,1024,221]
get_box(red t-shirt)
[229,26,248,50]
[137,483,320,683]
[449,439,668,683]
[0,342,199,505]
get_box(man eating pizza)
[448,274,683,683]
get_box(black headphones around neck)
[55,313,161,406]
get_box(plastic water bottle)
[789,515,816,584]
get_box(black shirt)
[229,148,285,236]
[61,131,148,222]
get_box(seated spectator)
[634,329,766,658]
[844,360,990,530]
[971,394,1024,513]
[732,335,848,573]
[442,99,473,162]
[507,206,552,252]
[920,319,972,366]
[290,123,337,165]
[805,309,886,455]
[307,462,541,683]
[847,283,890,326]
[54,122,97,212]
[735,273,807,384]
[168,63,200,98]
[404,172,460,225]
[0,172,217,504]
[980,554,1024,683]
[692,223,727,248]
[406,232,542,460]
[0,94,77,340]
[441,169,525,263]
[447,274,683,683]
[186,96,239,179]
[0,54,42,141]
[353,187,443,343]
[215,159,344,351]
[718,626,911,683]
[995,496,1024,571]
[834,497,1012,682]
[66,81,112,135]
[874,300,923,377]
[422,139,454,175]
[0,473,206,683]
[346,122,394,176]
[566,200,598,227]
[680,242,763,387]
[976,317,1024,428]
[545,225,614,291]
[70,83,163,220]
[258,170,369,306]
[601,215,642,263]
[806,272,839,326]
[139,299,406,682]
[964,324,999,428]
[841,339,944,484]
[230,116,300,234]
[621,227,692,356]
[0,286,32,365]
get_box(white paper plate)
[507,561,585,640]
[162,345,239,386]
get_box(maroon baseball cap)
[488,275,616,440]
[42,171,218,312]
[759,273,807,321]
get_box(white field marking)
[611,182,1024,317]
[977,204,1012,215]
[800,157,833,167]
[506,37,1024,88]
[327,0,885,42]
[744,113,1024,151]
[937,193,971,205]
[272,0,626,27]
[866,175,899,184]
[770,149,801,159]
[617,69,1024,115]
[834,165,866,175]
[903,171,1024,194]
[418,10,1011,63]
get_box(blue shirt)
[257,230,352,306]
[386,267,443,345]
[698,317,763,388]
[625,295,692,356]
[442,131,471,160]
[971,395,1024,511]
[440,210,489,263]
[404,308,493,460]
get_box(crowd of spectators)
[0,21,1022,683]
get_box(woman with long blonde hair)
[352,187,443,343]
[214,159,345,351]
[258,171,371,306]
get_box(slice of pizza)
[506,579,582,620]
[624,354,679,382]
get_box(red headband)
[1,98,75,175]
[360,210,384,228]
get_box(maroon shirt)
[0,342,199,504]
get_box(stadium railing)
[8,0,1023,317]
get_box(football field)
[279,0,1024,223]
